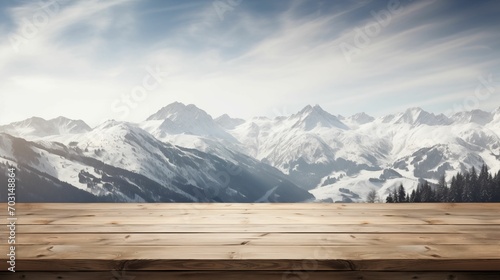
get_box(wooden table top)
[1,203,499,279]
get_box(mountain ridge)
[2,102,500,203]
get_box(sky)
[0,0,499,126]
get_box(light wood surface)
[0,203,499,279]
[1,271,500,280]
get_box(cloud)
[1,0,499,126]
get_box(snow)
[2,102,500,203]
[215,114,245,130]
[311,170,419,203]
[228,105,500,201]
[31,147,90,190]
[0,116,91,139]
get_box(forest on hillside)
[379,165,500,203]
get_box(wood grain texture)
[0,203,499,274]
[9,233,499,246]
[1,271,500,280]
[12,224,500,233]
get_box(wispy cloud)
[1,0,499,126]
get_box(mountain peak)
[143,102,238,142]
[96,119,124,130]
[215,114,245,130]
[348,112,375,125]
[52,116,72,121]
[146,102,212,122]
[0,116,91,138]
[406,107,424,113]
[452,109,492,125]
[393,107,451,126]
[292,105,348,130]
[298,104,325,115]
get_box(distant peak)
[348,112,374,125]
[352,112,372,118]
[300,105,313,112]
[215,114,245,130]
[452,109,492,125]
[216,114,244,122]
[292,104,348,130]
[299,104,326,115]
[0,115,91,137]
[146,102,212,121]
[167,101,186,107]
[51,116,70,121]
[217,114,230,119]
[24,116,47,122]
[97,119,122,129]
[395,107,451,126]
[404,107,424,114]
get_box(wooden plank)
[12,224,500,233]
[8,203,500,211]
[6,214,499,225]
[2,271,500,280]
[1,203,498,273]
[2,258,500,271]
[7,233,499,246]
[4,208,500,217]
[1,244,499,260]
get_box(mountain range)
[1,102,500,203]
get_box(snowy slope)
[0,122,313,203]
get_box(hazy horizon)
[2,101,500,128]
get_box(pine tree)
[397,184,406,203]
[414,186,422,203]
[494,171,500,202]
[420,181,433,202]
[392,188,399,203]
[410,189,416,202]
[470,167,479,202]
[478,165,492,202]
[462,172,472,202]
[436,175,448,202]
[451,173,464,202]
[383,167,500,203]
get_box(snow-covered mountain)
[215,114,245,130]
[1,102,500,203]
[143,102,237,142]
[139,102,245,162]
[382,107,452,126]
[229,105,500,202]
[341,112,375,128]
[0,125,313,202]
[452,109,493,125]
[291,105,349,131]
[0,116,91,138]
